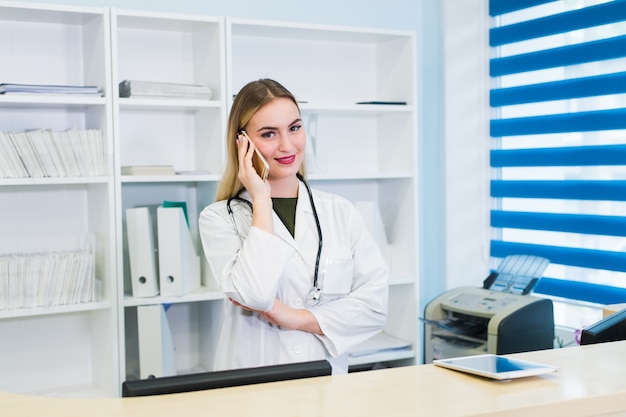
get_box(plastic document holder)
[126,207,159,297]
[136,304,176,379]
[157,206,201,297]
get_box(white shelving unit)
[227,18,420,368]
[0,2,418,397]
[109,9,227,384]
[0,2,117,397]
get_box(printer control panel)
[442,291,520,316]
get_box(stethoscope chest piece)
[306,287,323,306]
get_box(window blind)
[489,0,626,304]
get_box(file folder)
[162,200,189,226]
[354,201,391,267]
[137,304,176,379]
[157,206,201,297]
[126,207,159,297]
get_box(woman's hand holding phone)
[239,130,269,180]
[236,130,273,233]
[236,130,271,196]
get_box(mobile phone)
[240,130,269,180]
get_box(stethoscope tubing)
[226,174,324,305]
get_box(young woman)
[199,78,388,374]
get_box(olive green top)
[272,197,298,237]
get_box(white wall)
[442,0,491,290]
[418,0,491,309]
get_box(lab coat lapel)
[272,211,294,244]
[293,180,317,249]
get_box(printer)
[423,286,554,363]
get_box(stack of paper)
[0,250,97,310]
[0,128,106,178]
[0,83,101,95]
[119,80,212,99]
[121,165,175,176]
[348,332,411,357]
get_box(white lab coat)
[198,180,389,374]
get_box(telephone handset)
[239,130,269,181]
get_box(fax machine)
[423,286,554,363]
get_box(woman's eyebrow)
[255,118,302,132]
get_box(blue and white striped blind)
[489,0,626,303]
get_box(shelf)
[299,103,414,114]
[0,177,111,186]
[119,172,414,185]
[308,172,414,181]
[0,95,106,108]
[229,17,412,44]
[0,1,117,397]
[0,3,106,24]
[0,4,418,397]
[0,301,111,319]
[227,17,419,374]
[123,287,226,307]
[118,98,222,111]
[112,9,227,386]
[114,9,222,31]
[121,174,220,183]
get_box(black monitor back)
[122,360,332,397]
[580,308,626,345]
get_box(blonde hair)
[216,79,306,201]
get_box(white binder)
[126,207,159,297]
[354,201,391,267]
[136,304,176,379]
[157,206,201,296]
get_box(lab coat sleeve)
[199,201,295,311]
[309,201,389,357]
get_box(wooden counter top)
[3,341,626,417]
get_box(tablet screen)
[433,354,558,380]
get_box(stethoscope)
[226,173,324,306]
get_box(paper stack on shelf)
[0,83,101,95]
[121,165,175,176]
[119,80,212,99]
[175,170,211,175]
[0,250,97,310]
[0,128,106,178]
[348,332,412,357]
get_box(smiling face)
[244,97,306,185]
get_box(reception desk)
[3,341,626,417]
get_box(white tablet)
[433,354,558,380]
